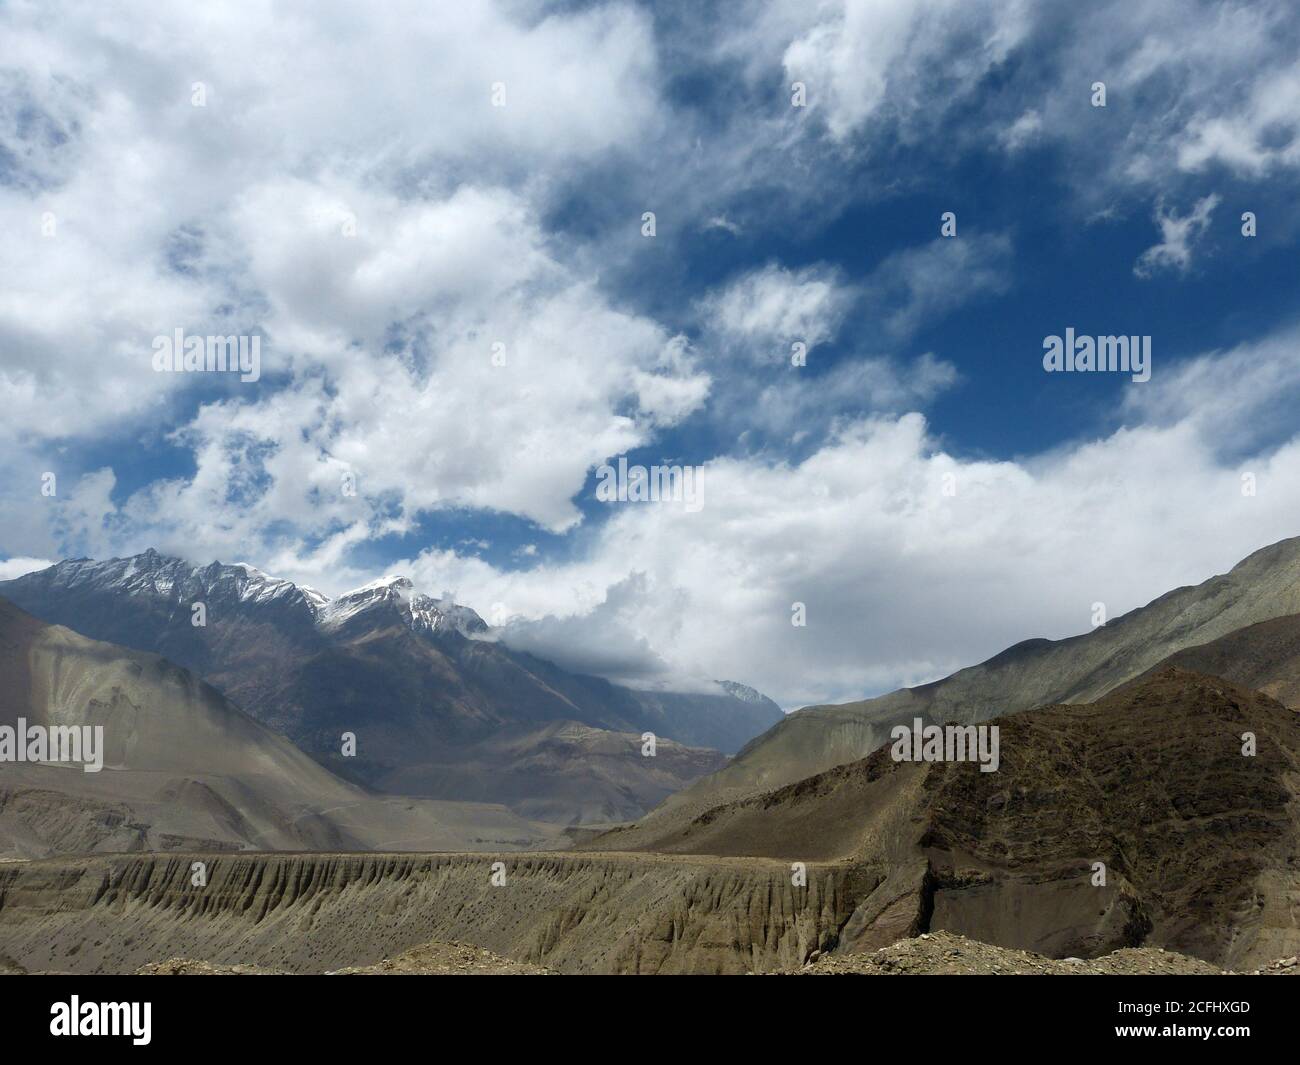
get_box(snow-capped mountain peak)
[0,550,783,767]
[19,550,322,615]
[317,575,412,628]
[408,592,488,637]
[6,552,486,639]
[318,575,486,637]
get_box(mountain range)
[4,536,1300,971]
[0,551,783,823]
[0,596,565,858]
[6,660,1298,970]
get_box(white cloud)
[0,0,665,443]
[703,215,743,236]
[1034,2,1297,199]
[779,0,1033,142]
[1133,194,1220,278]
[1177,62,1300,174]
[696,258,963,444]
[706,263,851,357]
[729,0,1300,210]
[1122,327,1300,448]
[495,572,683,687]
[388,329,1300,710]
[742,353,959,443]
[867,232,1013,338]
[0,1,708,551]
[3,0,1300,717]
[0,556,55,581]
[115,218,709,546]
[999,109,1042,152]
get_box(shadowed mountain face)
[0,553,781,822]
[595,669,1300,970]
[0,597,564,858]
[1151,613,1300,708]
[641,535,1300,829]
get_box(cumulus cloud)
[1133,194,1221,278]
[778,0,1033,142]
[742,353,959,443]
[1177,62,1300,175]
[705,263,852,357]
[0,556,55,580]
[1122,326,1300,449]
[726,0,1300,210]
[695,257,962,446]
[0,1,708,553]
[4,0,1300,717]
[1029,2,1298,202]
[119,246,708,547]
[381,330,1300,710]
[0,0,665,443]
[494,572,683,687]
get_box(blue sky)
[3,1,1300,708]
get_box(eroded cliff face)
[0,851,876,975]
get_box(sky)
[2,0,1300,709]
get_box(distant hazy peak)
[716,680,778,707]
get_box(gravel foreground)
[135,942,555,976]
[794,932,1300,976]
[127,931,1300,976]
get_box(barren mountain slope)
[0,597,561,857]
[597,669,1300,970]
[646,535,1300,830]
[382,719,727,823]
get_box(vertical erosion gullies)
[0,852,880,974]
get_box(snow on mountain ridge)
[29,552,485,638]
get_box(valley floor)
[9,931,1299,976]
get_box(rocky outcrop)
[796,931,1234,975]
